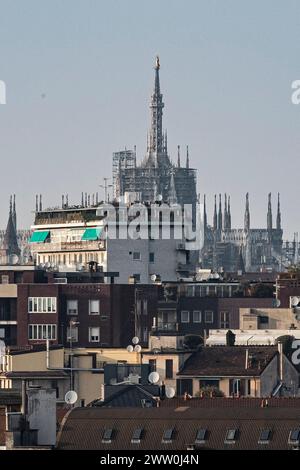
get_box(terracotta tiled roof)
[57,404,300,450]
[178,346,278,376]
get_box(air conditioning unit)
[54,278,68,284]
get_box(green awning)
[29,230,50,243]
[81,227,103,241]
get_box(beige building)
[141,335,193,390]
[0,346,144,405]
[176,345,299,398]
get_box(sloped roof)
[57,403,300,450]
[178,346,278,377]
[92,385,159,408]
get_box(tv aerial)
[65,390,78,405]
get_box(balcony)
[154,322,178,332]
[31,240,106,253]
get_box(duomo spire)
[276,193,281,230]
[148,55,166,164]
[244,193,250,230]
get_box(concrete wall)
[142,352,191,390]
[8,348,64,372]
[0,284,17,298]
[27,388,56,446]
[260,356,278,397]
[107,238,182,283]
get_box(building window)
[1,275,9,284]
[133,252,141,261]
[165,359,173,379]
[89,327,100,342]
[258,429,271,445]
[224,429,238,444]
[186,286,194,297]
[181,311,190,323]
[67,326,78,342]
[149,252,155,263]
[102,429,113,444]
[67,300,78,315]
[220,311,230,328]
[195,429,207,444]
[288,429,300,445]
[89,299,100,315]
[28,297,57,313]
[131,428,143,444]
[148,359,156,372]
[193,311,201,323]
[133,274,140,283]
[28,324,57,340]
[162,428,174,443]
[205,311,214,323]
[143,327,148,343]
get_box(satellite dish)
[291,297,300,307]
[151,274,157,282]
[127,345,134,353]
[165,386,175,399]
[148,371,160,384]
[275,298,281,307]
[65,390,78,405]
[157,194,163,202]
[132,336,139,345]
[45,262,51,269]
[134,345,142,353]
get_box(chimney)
[277,341,283,382]
[245,348,249,370]
[203,330,207,347]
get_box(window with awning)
[29,230,50,243]
[81,227,103,241]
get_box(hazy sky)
[0,0,299,238]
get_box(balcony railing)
[31,240,106,252]
[154,322,178,332]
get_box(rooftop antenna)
[39,194,42,211]
[35,195,38,212]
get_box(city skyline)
[0,1,299,238]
